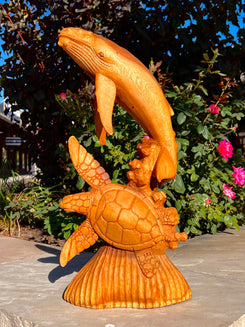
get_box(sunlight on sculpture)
[58,27,178,183]
[58,27,192,308]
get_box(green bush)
[56,88,145,186]
[0,176,82,240]
[0,171,27,233]
[1,50,244,241]
[57,49,245,237]
[159,49,245,235]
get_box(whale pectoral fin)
[95,73,116,136]
[94,99,107,145]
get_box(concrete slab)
[0,309,37,327]
[229,314,245,327]
[0,236,46,264]
[0,228,245,327]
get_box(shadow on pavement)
[35,243,94,283]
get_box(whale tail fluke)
[154,144,178,183]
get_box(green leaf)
[76,176,85,190]
[190,225,202,235]
[173,175,186,194]
[175,200,182,211]
[224,215,233,228]
[211,183,220,194]
[177,112,186,125]
[211,224,217,234]
[202,126,209,139]
[193,95,204,106]
[232,218,240,231]
[199,207,206,219]
[217,72,227,77]
[166,91,177,98]
[181,130,190,136]
[177,151,186,160]
[203,53,209,61]
[197,124,204,135]
[178,138,190,146]
[198,85,208,96]
[191,173,199,182]
[85,137,92,147]
[64,230,71,239]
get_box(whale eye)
[98,52,104,57]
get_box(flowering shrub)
[207,104,220,114]
[218,139,233,161]
[157,49,245,235]
[205,199,212,205]
[222,184,236,199]
[56,50,244,238]
[232,166,245,187]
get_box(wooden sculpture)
[58,27,192,308]
[58,27,178,183]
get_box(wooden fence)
[1,146,31,174]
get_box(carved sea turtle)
[60,136,187,278]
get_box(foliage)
[1,0,245,185]
[0,1,245,239]
[156,49,245,236]
[0,174,83,240]
[55,89,145,187]
[1,50,244,239]
[55,50,245,238]
[0,0,134,185]
[0,170,27,233]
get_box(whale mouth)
[58,35,111,76]
[58,35,71,49]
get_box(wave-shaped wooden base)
[64,246,192,309]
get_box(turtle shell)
[89,184,164,251]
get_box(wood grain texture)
[64,246,192,309]
[58,27,178,182]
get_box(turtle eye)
[98,52,104,57]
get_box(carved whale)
[58,27,178,182]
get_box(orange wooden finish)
[58,28,191,308]
[58,27,178,183]
[64,246,191,309]
[59,137,191,308]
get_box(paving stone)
[229,314,245,327]
[0,228,244,327]
[0,309,38,327]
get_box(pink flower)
[232,166,245,187]
[207,104,220,114]
[60,92,67,99]
[143,136,150,139]
[232,126,237,131]
[223,184,236,199]
[218,139,233,161]
[205,199,212,205]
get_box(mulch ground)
[0,224,65,247]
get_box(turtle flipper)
[60,219,98,267]
[59,192,91,215]
[135,248,160,278]
[68,136,111,188]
